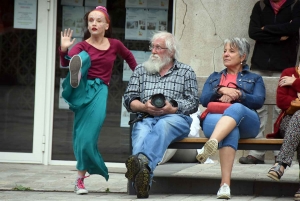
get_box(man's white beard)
[143,54,172,74]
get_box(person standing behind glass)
[197,38,265,199]
[59,6,137,195]
[239,0,300,164]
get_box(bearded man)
[123,31,199,199]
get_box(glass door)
[0,0,54,163]
[51,0,173,163]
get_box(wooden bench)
[129,115,283,151]
[129,76,283,152]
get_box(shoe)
[294,187,300,201]
[267,163,284,181]
[125,154,149,181]
[125,154,150,198]
[74,177,88,195]
[69,55,82,88]
[217,183,231,199]
[196,139,218,163]
[134,166,150,198]
[239,155,264,164]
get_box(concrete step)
[128,161,299,197]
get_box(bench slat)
[177,138,283,144]
[169,138,283,150]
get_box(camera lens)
[151,93,166,108]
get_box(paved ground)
[0,191,295,201]
[0,162,298,200]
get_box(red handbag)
[207,102,232,114]
[199,102,231,128]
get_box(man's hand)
[144,100,177,116]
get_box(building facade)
[0,0,258,166]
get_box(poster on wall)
[125,0,147,8]
[147,0,169,9]
[62,6,85,38]
[61,0,83,6]
[85,0,107,7]
[120,97,130,127]
[125,0,168,9]
[125,8,147,40]
[84,6,95,13]
[123,50,151,81]
[125,8,168,40]
[147,9,168,39]
[13,0,37,30]
[59,78,69,109]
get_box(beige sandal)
[294,187,300,201]
[266,163,284,181]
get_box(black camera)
[150,93,178,108]
[150,93,166,108]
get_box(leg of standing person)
[239,71,281,164]
[273,105,281,157]
[239,105,267,164]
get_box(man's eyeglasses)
[149,45,168,51]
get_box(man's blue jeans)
[131,114,192,176]
[202,103,260,150]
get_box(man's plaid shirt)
[123,60,199,115]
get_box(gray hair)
[224,37,250,66]
[150,31,179,60]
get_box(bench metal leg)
[127,179,136,195]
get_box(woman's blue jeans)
[131,114,192,177]
[202,103,260,150]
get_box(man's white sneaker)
[196,139,218,163]
[74,177,88,195]
[69,55,82,88]
[217,183,231,199]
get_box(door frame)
[0,0,57,164]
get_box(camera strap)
[128,113,150,125]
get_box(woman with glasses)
[197,38,265,199]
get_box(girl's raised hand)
[61,28,76,52]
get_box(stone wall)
[173,1,284,160]
[174,0,258,76]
